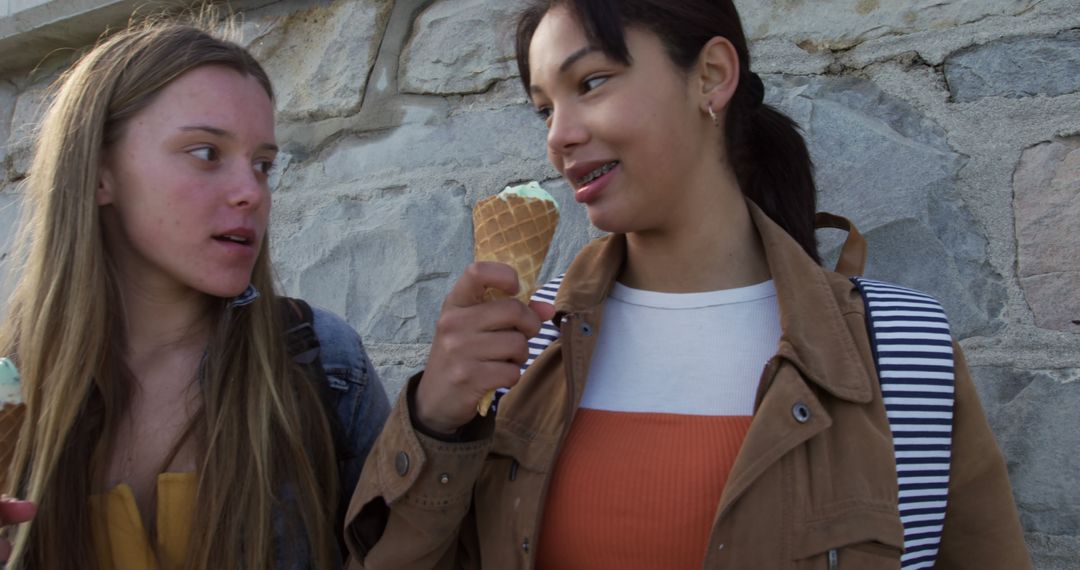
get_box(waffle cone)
[473,193,559,303]
[0,403,25,490]
[472,193,559,415]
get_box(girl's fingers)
[529,300,556,323]
[442,298,542,338]
[443,262,521,310]
[0,499,36,525]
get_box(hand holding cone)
[472,182,559,415]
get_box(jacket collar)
[554,200,874,403]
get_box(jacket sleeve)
[343,374,490,570]
[934,343,1031,569]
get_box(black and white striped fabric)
[852,277,955,570]
[489,274,564,413]
[491,274,956,569]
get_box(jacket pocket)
[792,507,903,569]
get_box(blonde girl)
[0,19,388,569]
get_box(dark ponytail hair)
[515,0,820,263]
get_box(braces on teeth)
[580,161,617,185]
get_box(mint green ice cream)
[0,357,21,405]
[500,181,559,212]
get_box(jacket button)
[522,537,530,553]
[395,451,410,476]
[579,321,592,336]
[792,402,811,423]
[438,472,450,485]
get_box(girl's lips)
[574,163,619,204]
[212,235,259,259]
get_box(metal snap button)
[792,402,811,423]
[395,451,410,476]
[438,472,450,485]
[579,321,592,336]
[522,537,530,553]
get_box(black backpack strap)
[280,297,351,462]
[279,297,357,561]
[282,298,321,365]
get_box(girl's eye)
[535,106,553,122]
[582,75,609,92]
[188,146,219,162]
[255,159,275,176]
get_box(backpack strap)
[282,298,321,365]
[851,277,956,570]
[815,211,867,277]
[280,298,351,462]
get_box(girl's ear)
[697,36,741,118]
[97,161,115,206]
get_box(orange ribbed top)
[535,409,752,569]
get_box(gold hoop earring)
[707,104,719,126]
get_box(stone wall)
[0,0,1077,566]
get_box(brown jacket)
[345,204,1030,569]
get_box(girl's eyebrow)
[181,125,229,137]
[179,125,278,153]
[529,45,600,97]
[559,46,599,73]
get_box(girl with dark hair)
[345,1,1028,568]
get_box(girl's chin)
[197,279,255,301]
[586,207,635,235]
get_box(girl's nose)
[228,167,267,210]
[547,105,588,155]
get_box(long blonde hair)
[0,19,339,569]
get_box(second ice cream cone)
[0,403,24,490]
[0,358,24,490]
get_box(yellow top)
[89,472,195,570]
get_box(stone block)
[283,103,552,196]
[0,189,23,308]
[10,0,49,14]
[365,342,429,400]
[270,183,474,345]
[1013,138,1080,333]
[7,78,51,179]
[767,75,1005,337]
[399,0,519,95]
[944,31,1080,102]
[970,366,1080,565]
[1027,533,1080,570]
[245,0,393,120]
[735,0,1038,51]
[0,80,16,170]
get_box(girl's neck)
[620,171,770,293]
[117,279,214,375]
